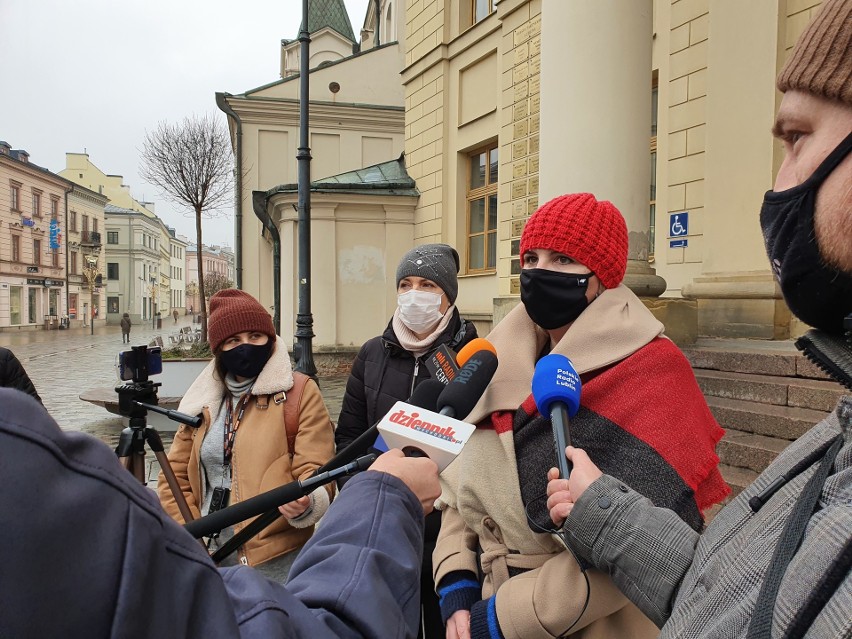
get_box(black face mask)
[219,341,274,378]
[520,269,592,330]
[760,132,852,334]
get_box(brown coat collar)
[177,336,294,419]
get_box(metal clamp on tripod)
[114,345,201,525]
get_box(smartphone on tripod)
[116,346,163,381]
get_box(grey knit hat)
[396,243,460,303]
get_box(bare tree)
[203,271,234,300]
[140,114,233,343]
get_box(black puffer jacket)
[335,308,478,453]
[0,347,41,404]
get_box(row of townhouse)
[0,143,190,331]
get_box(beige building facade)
[0,142,109,331]
[402,0,825,342]
[66,185,109,328]
[218,0,413,349]
[62,153,187,324]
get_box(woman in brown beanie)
[158,289,335,583]
[434,193,728,639]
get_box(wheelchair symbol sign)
[669,212,689,238]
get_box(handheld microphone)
[437,350,499,418]
[206,379,447,562]
[379,350,498,469]
[531,354,582,480]
[456,338,497,366]
[184,454,376,539]
[374,379,444,454]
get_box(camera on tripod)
[115,345,163,419]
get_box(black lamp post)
[83,254,100,337]
[294,0,317,378]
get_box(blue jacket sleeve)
[279,470,426,638]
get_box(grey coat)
[565,396,852,639]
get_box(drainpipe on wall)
[251,191,280,335]
[374,0,381,46]
[63,183,72,324]
[215,92,243,289]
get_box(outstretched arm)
[281,454,440,638]
[547,447,699,627]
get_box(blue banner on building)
[49,218,62,250]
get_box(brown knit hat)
[777,0,852,105]
[207,289,276,352]
[520,193,628,289]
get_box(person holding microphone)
[434,193,728,638]
[336,243,478,638]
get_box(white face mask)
[397,289,444,334]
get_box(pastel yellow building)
[229,0,824,347]
[402,0,824,341]
[61,153,186,323]
[219,0,415,349]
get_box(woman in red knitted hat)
[434,193,729,639]
[157,289,335,583]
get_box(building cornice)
[0,155,68,189]
[68,186,109,207]
[225,95,404,133]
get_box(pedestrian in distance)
[547,2,852,637]
[173,308,179,324]
[335,243,478,639]
[159,288,336,584]
[435,193,729,639]
[0,346,41,404]
[120,312,132,344]
[0,386,441,638]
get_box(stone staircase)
[681,339,848,505]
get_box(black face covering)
[520,269,592,330]
[219,340,274,378]
[760,132,852,334]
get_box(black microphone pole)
[186,454,375,541]
[551,402,573,480]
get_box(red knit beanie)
[519,193,628,289]
[207,289,276,352]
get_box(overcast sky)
[0,0,371,246]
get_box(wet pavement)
[3,318,349,484]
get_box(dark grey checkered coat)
[565,396,852,638]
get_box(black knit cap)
[395,243,460,303]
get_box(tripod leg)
[145,427,196,524]
[152,449,196,524]
[128,451,147,484]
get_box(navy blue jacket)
[0,388,425,638]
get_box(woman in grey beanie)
[336,243,478,639]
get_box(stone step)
[718,463,759,499]
[682,341,834,381]
[707,396,828,441]
[717,429,789,474]
[695,369,846,413]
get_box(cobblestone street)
[3,317,349,484]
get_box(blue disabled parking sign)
[669,212,689,238]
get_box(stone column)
[538,0,665,296]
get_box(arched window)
[385,2,394,42]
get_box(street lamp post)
[82,255,101,337]
[149,277,158,329]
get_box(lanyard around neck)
[223,390,253,465]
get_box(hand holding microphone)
[532,354,582,480]
[380,344,499,469]
[370,449,441,515]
